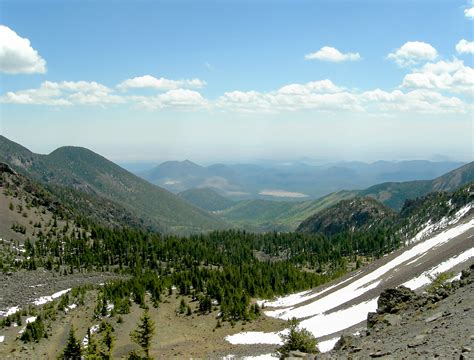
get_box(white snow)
[403,247,474,290]
[25,316,37,324]
[448,272,462,283]
[227,218,474,346]
[0,335,4,343]
[318,336,341,353]
[65,304,77,313]
[33,288,71,306]
[229,298,379,346]
[0,306,20,317]
[82,324,100,347]
[226,331,282,345]
[243,354,277,360]
[411,204,472,244]
[298,298,378,338]
[266,218,473,321]
[258,272,360,308]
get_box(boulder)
[377,286,417,314]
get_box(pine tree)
[101,325,114,359]
[62,326,82,360]
[130,309,155,359]
[277,318,318,357]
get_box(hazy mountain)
[214,162,474,232]
[137,158,465,200]
[297,181,473,239]
[218,190,357,232]
[0,136,228,234]
[360,162,474,210]
[178,188,235,212]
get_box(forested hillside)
[0,136,228,234]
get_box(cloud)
[216,79,362,114]
[1,72,470,116]
[387,41,438,67]
[1,81,124,106]
[465,7,474,19]
[361,89,467,114]
[133,89,208,110]
[401,59,474,95]
[456,39,474,54]
[0,25,46,74]
[305,46,361,62]
[278,79,342,95]
[117,75,206,91]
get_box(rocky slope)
[319,265,474,359]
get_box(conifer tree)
[62,326,82,360]
[130,309,155,359]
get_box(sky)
[0,0,473,164]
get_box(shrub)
[276,318,318,357]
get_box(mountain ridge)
[0,135,229,234]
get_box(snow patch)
[82,324,100,347]
[225,331,282,345]
[259,272,359,308]
[318,336,340,353]
[243,354,277,360]
[411,204,472,244]
[0,306,21,317]
[33,288,71,306]
[227,219,473,346]
[25,316,37,324]
[403,247,474,290]
[65,304,77,313]
[0,335,4,343]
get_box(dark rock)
[287,350,312,359]
[0,163,16,175]
[377,286,417,314]
[369,350,392,357]
[333,334,355,351]
[368,312,384,328]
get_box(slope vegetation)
[0,136,228,234]
[360,162,474,210]
[297,197,397,236]
[178,188,235,211]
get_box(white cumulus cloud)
[0,25,46,74]
[133,89,208,110]
[401,59,474,95]
[465,7,474,19]
[1,81,124,106]
[361,89,467,114]
[305,46,361,62]
[387,41,438,67]
[117,75,206,91]
[456,39,474,54]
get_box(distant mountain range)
[1,135,471,235]
[137,159,466,200]
[178,162,474,232]
[0,136,228,234]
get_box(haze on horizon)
[0,0,473,164]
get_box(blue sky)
[0,0,473,163]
